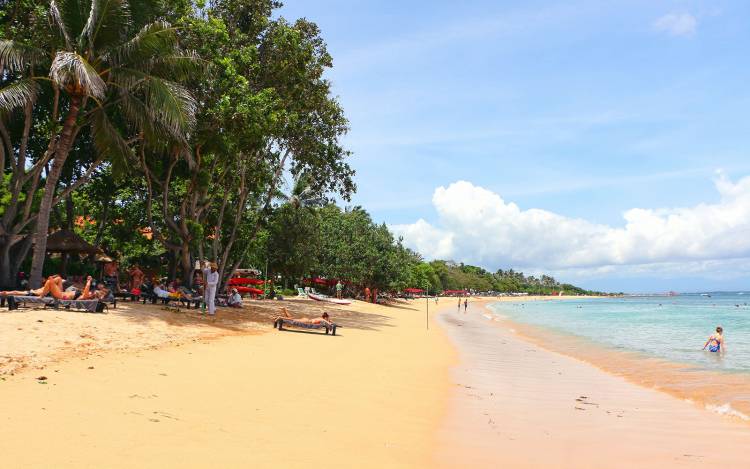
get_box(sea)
[487,293,750,421]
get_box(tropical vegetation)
[0,0,598,297]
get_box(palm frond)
[109,66,146,90]
[118,89,149,132]
[0,41,47,72]
[147,51,204,81]
[141,76,196,138]
[118,88,180,150]
[81,0,132,52]
[50,51,106,99]
[48,1,73,49]
[90,107,133,167]
[0,79,39,112]
[104,21,177,66]
[81,0,103,49]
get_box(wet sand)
[435,300,750,468]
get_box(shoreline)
[435,299,750,468]
[486,299,750,422]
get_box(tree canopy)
[0,0,599,297]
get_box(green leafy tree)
[1,0,197,286]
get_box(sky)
[277,0,750,293]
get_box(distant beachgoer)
[103,261,120,292]
[464,298,468,312]
[364,287,371,303]
[336,280,343,299]
[202,261,219,315]
[153,283,170,299]
[457,298,461,310]
[227,288,243,308]
[274,307,333,327]
[703,326,724,354]
[128,264,144,291]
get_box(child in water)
[703,326,724,354]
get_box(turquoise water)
[489,293,750,374]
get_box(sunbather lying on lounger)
[1,275,103,300]
[0,274,64,297]
[274,307,333,326]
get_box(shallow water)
[488,294,750,420]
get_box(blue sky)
[278,1,750,293]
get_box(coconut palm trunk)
[28,96,81,286]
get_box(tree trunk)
[180,241,193,287]
[29,97,82,286]
[167,248,178,282]
[0,238,13,288]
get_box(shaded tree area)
[0,0,353,289]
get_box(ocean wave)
[706,403,750,421]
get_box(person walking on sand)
[457,297,461,311]
[464,298,468,313]
[703,326,724,355]
[202,261,219,316]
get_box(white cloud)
[391,174,750,274]
[654,12,698,36]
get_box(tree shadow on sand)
[108,298,395,333]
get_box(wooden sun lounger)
[273,318,338,335]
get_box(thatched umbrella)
[44,229,100,254]
[42,229,110,276]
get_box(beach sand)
[436,299,750,468]
[3,296,750,468]
[0,298,453,468]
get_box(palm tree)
[277,172,328,209]
[0,0,198,286]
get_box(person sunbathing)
[47,275,102,300]
[274,307,333,326]
[1,275,99,300]
[153,283,170,298]
[0,274,64,297]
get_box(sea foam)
[706,403,750,421]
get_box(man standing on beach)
[458,298,461,311]
[464,298,468,313]
[336,280,343,299]
[202,261,219,316]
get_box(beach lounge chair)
[296,287,307,298]
[179,295,203,309]
[4,295,56,310]
[273,318,338,336]
[57,299,106,313]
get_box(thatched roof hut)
[44,229,100,254]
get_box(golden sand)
[0,298,453,468]
[3,296,750,468]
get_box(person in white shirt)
[227,288,243,308]
[153,283,170,299]
[202,261,219,315]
